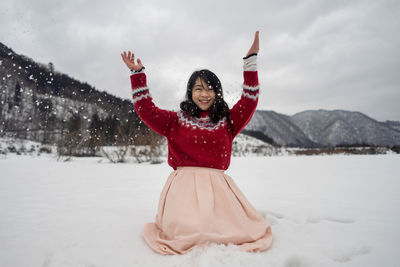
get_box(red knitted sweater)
[130,55,259,170]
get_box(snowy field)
[0,154,399,267]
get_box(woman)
[121,31,273,255]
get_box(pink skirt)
[142,166,273,255]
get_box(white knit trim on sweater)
[242,92,259,100]
[132,92,151,104]
[177,110,226,131]
[132,86,149,95]
[243,84,259,92]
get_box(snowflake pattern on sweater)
[130,55,259,170]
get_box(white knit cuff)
[243,54,257,71]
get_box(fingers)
[121,51,144,71]
[128,51,134,62]
[121,51,136,63]
[254,31,259,44]
[121,51,130,61]
[121,52,128,65]
[245,31,260,57]
[252,31,259,52]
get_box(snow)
[0,154,399,267]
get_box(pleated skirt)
[142,166,273,255]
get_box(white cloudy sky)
[1,0,399,121]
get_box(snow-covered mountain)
[245,109,400,147]
[291,110,400,146]
[383,120,400,132]
[244,110,317,147]
[0,42,141,145]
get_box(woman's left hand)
[121,51,144,71]
[246,31,259,57]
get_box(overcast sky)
[1,0,399,121]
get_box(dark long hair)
[180,69,230,124]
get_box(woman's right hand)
[121,51,144,71]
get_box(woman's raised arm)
[121,51,176,137]
[229,31,260,138]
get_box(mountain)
[245,109,400,147]
[0,42,142,145]
[244,110,317,147]
[291,110,400,146]
[383,120,400,132]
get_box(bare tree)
[101,122,135,163]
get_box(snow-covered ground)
[0,154,399,267]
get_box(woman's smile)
[192,78,216,111]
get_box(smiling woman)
[191,77,216,111]
[180,69,230,124]
[120,31,272,255]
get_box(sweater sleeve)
[130,70,176,137]
[229,54,259,138]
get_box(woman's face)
[192,77,216,111]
